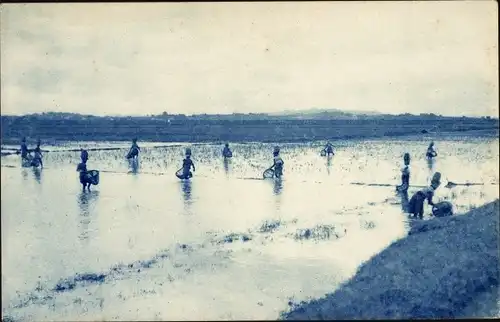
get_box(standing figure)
[408,172,442,219]
[126,138,140,159]
[325,142,334,156]
[180,148,196,180]
[397,153,411,193]
[426,142,437,159]
[76,149,99,192]
[20,137,31,163]
[77,153,90,192]
[271,146,284,178]
[222,143,232,158]
[31,139,43,168]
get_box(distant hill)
[269,108,383,118]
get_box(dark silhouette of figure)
[80,149,89,162]
[270,146,284,178]
[31,139,43,168]
[396,153,411,193]
[77,150,99,192]
[324,142,335,156]
[20,137,29,160]
[222,143,232,158]
[426,142,437,160]
[408,172,442,219]
[177,148,195,180]
[126,138,140,160]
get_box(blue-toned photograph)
[1,2,498,321]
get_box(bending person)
[408,172,441,219]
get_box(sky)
[0,1,498,117]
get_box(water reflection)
[223,158,230,177]
[427,157,435,171]
[21,168,28,181]
[32,168,42,184]
[426,158,436,184]
[77,191,100,242]
[273,177,283,196]
[129,158,139,175]
[398,190,410,213]
[326,155,333,175]
[180,179,193,215]
[271,177,284,213]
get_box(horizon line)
[1,111,497,119]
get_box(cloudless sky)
[1,1,498,117]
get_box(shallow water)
[1,138,499,320]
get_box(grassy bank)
[1,114,498,145]
[282,199,499,320]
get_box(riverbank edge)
[282,199,500,320]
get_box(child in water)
[426,142,437,159]
[271,146,284,178]
[127,138,140,159]
[222,143,232,158]
[408,172,441,219]
[397,153,411,192]
[181,148,196,179]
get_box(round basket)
[432,201,453,217]
[263,168,275,179]
[175,168,193,179]
[87,170,100,185]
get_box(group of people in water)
[19,137,44,168]
[395,142,452,218]
[18,138,448,218]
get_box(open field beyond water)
[1,115,498,144]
